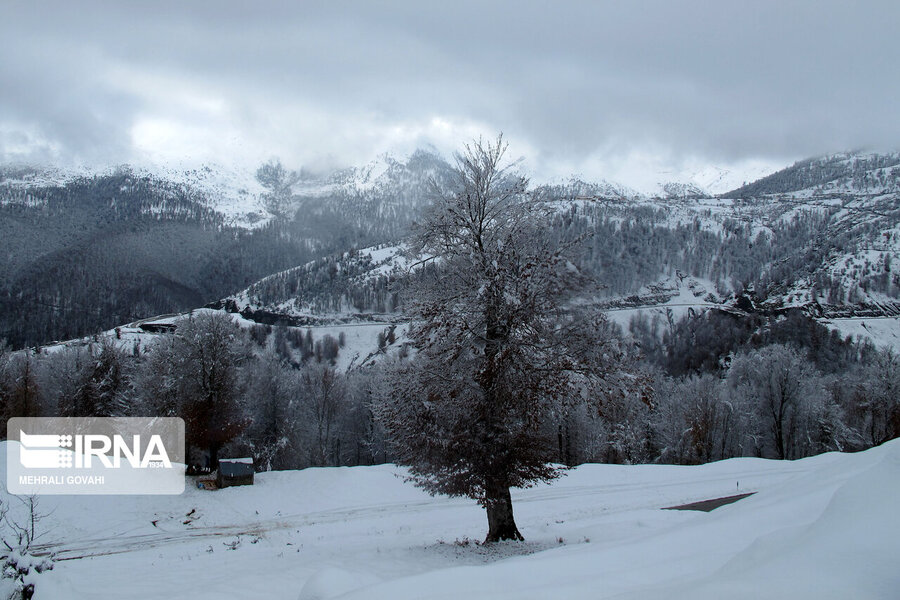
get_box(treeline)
[584,341,899,465]
[2,308,897,472]
[0,313,391,470]
[590,309,899,465]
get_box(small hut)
[216,458,254,488]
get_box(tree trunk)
[484,483,523,543]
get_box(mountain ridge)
[4,148,900,349]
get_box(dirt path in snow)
[663,492,756,512]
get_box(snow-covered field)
[823,316,900,352]
[2,439,897,599]
[603,275,722,333]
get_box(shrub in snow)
[0,497,54,600]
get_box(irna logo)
[8,417,185,495]
[18,430,173,470]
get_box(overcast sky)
[1,1,897,190]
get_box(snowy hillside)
[6,149,900,351]
[6,439,898,599]
[38,307,404,373]
[218,243,411,321]
[726,152,900,198]
[718,153,900,316]
[0,162,270,229]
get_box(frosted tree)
[300,364,348,467]
[136,312,250,470]
[377,136,629,542]
[242,351,298,471]
[60,339,128,417]
[653,372,745,464]
[726,344,839,459]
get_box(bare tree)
[377,136,630,542]
[300,364,347,467]
[727,344,840,459]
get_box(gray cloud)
[1,1,897,185]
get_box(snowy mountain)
[288,149,455,241]
[0,149,449,232]
[195,150,900,354]
[0,162,269,229]
[4,149,900,351]
[0,151,450,348]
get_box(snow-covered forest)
[3,268,897,473]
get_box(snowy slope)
[821,316,900,352]
[690,162,779,196]
[602,274,725,331]
[4,439,897,599]
[0,162,272,229]
[37,308,404,373]
[220,243,411,320]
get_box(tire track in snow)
[32,465,805,561]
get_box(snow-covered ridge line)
[1,162,273,229]
[724,150,900,198]
[215,243,413,319]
